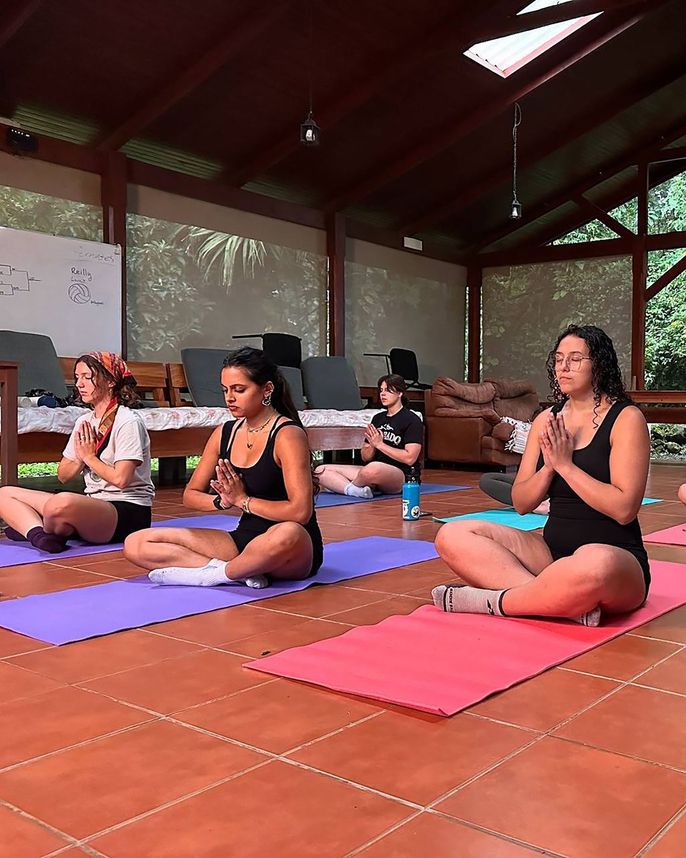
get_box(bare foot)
[533,499,550,515]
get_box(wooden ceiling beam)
[0,0,42,50]
[646,250,686,300]
[474,0,652,42]
[572,194,635,238]
[322,6,650,214]
[398,60,686,236]
[225,0,522,188]
[470,113,686,253]
[95,2,289,151]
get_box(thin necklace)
[245,413,275,449]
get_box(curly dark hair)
[546,324,631,426]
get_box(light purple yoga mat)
[0,514,240,568]
[0,536,438,645]
[315,483,468,508]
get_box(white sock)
[344,483,374,499]
[148,559,270,589]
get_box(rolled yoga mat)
[247,558,686,716]
[0,536,438,645]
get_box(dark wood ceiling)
[1,0,684,257]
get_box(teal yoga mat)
[434,498,662,530]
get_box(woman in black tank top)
[124,348,323,587]
[432,325,650,627]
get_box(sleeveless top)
[219,418,323,564]
[539,400,649,580]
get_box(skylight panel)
[464,1,602,78]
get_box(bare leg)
[352,462,405,494]
[502,545,647,619]
[124,527,240,571]
[679,483,686,505]
[139,523,315,587]
[42,494,119,543]
[435,520,552,589]
[0,486,54,536]
[315,464,363,494]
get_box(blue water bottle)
[402,466,421,520]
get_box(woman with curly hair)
[432,324,650,626]
[0,352,153,553]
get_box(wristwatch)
[213,494,224,510]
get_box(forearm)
[241,496,311,526]
[360,442,376,463]
[82,456,128,489]
[373,441,416,466]
[512,466,554,513]
[58,458,83,483]
[556,462,640,524]
[183,488,240,514]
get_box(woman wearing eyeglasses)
[433,324,650,627]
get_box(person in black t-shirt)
[315,374,424,498]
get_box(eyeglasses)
[554,353,592,371]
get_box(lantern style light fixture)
[510,102,522,219]
[300,1,320,146]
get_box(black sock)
[26,526,68,554]
[3,526,28,542]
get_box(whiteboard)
[0,226,122,355]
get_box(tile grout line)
[0,798,82,854]
[636,800,686,856]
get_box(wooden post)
[467,264,482,383]
[631,160,649,389]
[326,212,346,356]
[0,361,18,486]
[100,151,129,357]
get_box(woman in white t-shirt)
[0,352,153,554]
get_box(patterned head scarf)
[79,352,135,457]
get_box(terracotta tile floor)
[1,464,686,856]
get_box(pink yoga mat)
[644,523,686,546]
[247,560,686,716]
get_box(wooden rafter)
[398,61,686,236]
[646,251,686,300]
[95,2,289,151]
[0,0,41,50]
[322,5,651,214]
[471,114,686,253]
[225,0,522,188]
[572,194,635,238]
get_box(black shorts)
[108,501,152,544]
[229,521,323,578]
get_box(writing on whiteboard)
[0,263,39,296]
[77,246,118,265]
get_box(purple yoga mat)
[0,536,438,645]
[315,483,468,508]
[0,514,240,568]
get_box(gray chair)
[279,365,305,411]
[180,348,226,407]
[301,357,364,410]
[0,330,68,397]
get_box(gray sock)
[432,584,602,626]
[432,584,507,616]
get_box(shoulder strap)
[220,419,243,458]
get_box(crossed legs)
[433,520,647,624]
[315,462,404,496]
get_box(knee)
[43,494,76,521]
[273,522,305,553]
[570,546,618,594]
[123,528,153,561]
[435,521,475,556]
[314,465,326,476]
[0,485,14,507]
[678,484,686,505]
[359,463,383,482]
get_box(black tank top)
[540,400,648,576]
[219,418,323,559]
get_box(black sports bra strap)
[269,417,296,441]
[223,419,244,457]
